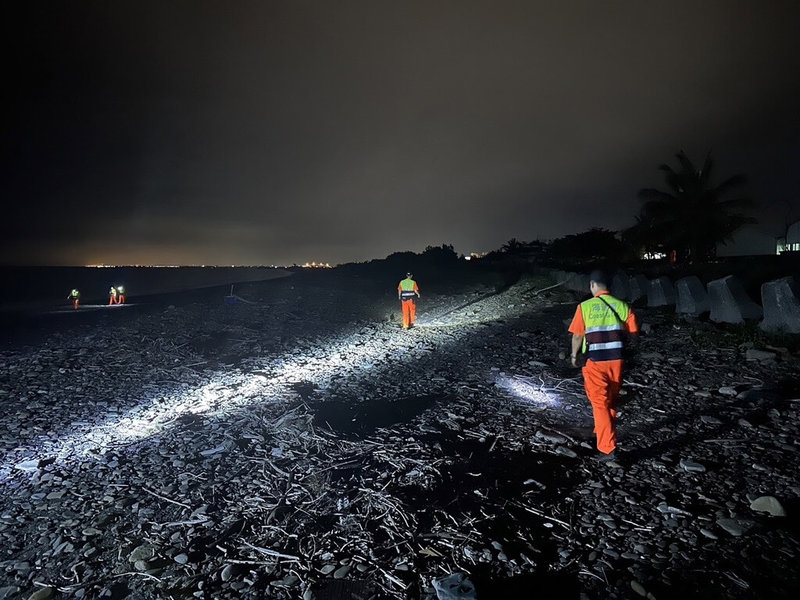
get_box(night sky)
[4,1,800,266]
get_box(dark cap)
[589,269,608,286]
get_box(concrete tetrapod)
[760,276,800,334]
[708,275,762,324]
[648,276,677,307]
[629,274,649,303]
[610,271,631,300]
[676,276,710,316]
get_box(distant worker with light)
[568,269,638,463]
[109,286,118,305]
[397,272,420,329]
[116,285,126,304]
[68,289,80,310]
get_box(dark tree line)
[496,150,756,267]
[626,151,755,263]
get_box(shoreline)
[0,266,293,313]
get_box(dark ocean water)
[0,266,290,311]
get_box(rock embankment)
[1,271,799,599]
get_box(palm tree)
[634,151,755,262]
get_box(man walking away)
[68,289,80,310]
[568,270,638,462]
[117,285,126,304]
[109,286,118,306]
[397,272,420,329]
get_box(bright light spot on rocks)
[495,374,560,406]
[1,328,443,483]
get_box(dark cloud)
[4,0,800,265]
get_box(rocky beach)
[1,269,799,600]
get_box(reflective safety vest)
[399,278,417,300]
[579,294,630,362]
[109,287,117,295]
[117,286,125,294]
[70,290,80,298]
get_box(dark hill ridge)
[0,269,799,599]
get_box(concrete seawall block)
[566,272,590,293]
[676,276,710,315]
[610,271,630,300]
[760,277,800,334]
[708,275,763,324]
[629,274,649,303]
[648,276,676,307]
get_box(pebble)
[700,528,718,539]
[749,496,786,517]
[128,544,155,563]
[745,348,776,361]
[333,565,351,579]
[679,459,706,473]
[717,518,746,537]
[631,580,647,597]
[27,588,55,600]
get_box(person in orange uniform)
[116,285,126,304]
[397,272,420,329]
[109,286,118,305]
[68,289,80,310]
[568,270,638,462]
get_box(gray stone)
[708,275,762,324]
[700,528,718,539]
[631,580,648,597]
[749,495,786,517]
[717,517,752,537]
[760,277,800,334]
[647,276,676,307]
[27,588,55,600]
[432,573,477,600]
[745,348,776,362]
[675,276,710,315]
[128,544,155,563]
[700,415,722,425]
[535,430,567,444]
[679,459,706,473]
[333,564,351,579]
[14,460,41,472]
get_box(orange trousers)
[118,295,125,304]
[401,299,416,328]
[582,359,623,454]
[72,300,79,310]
